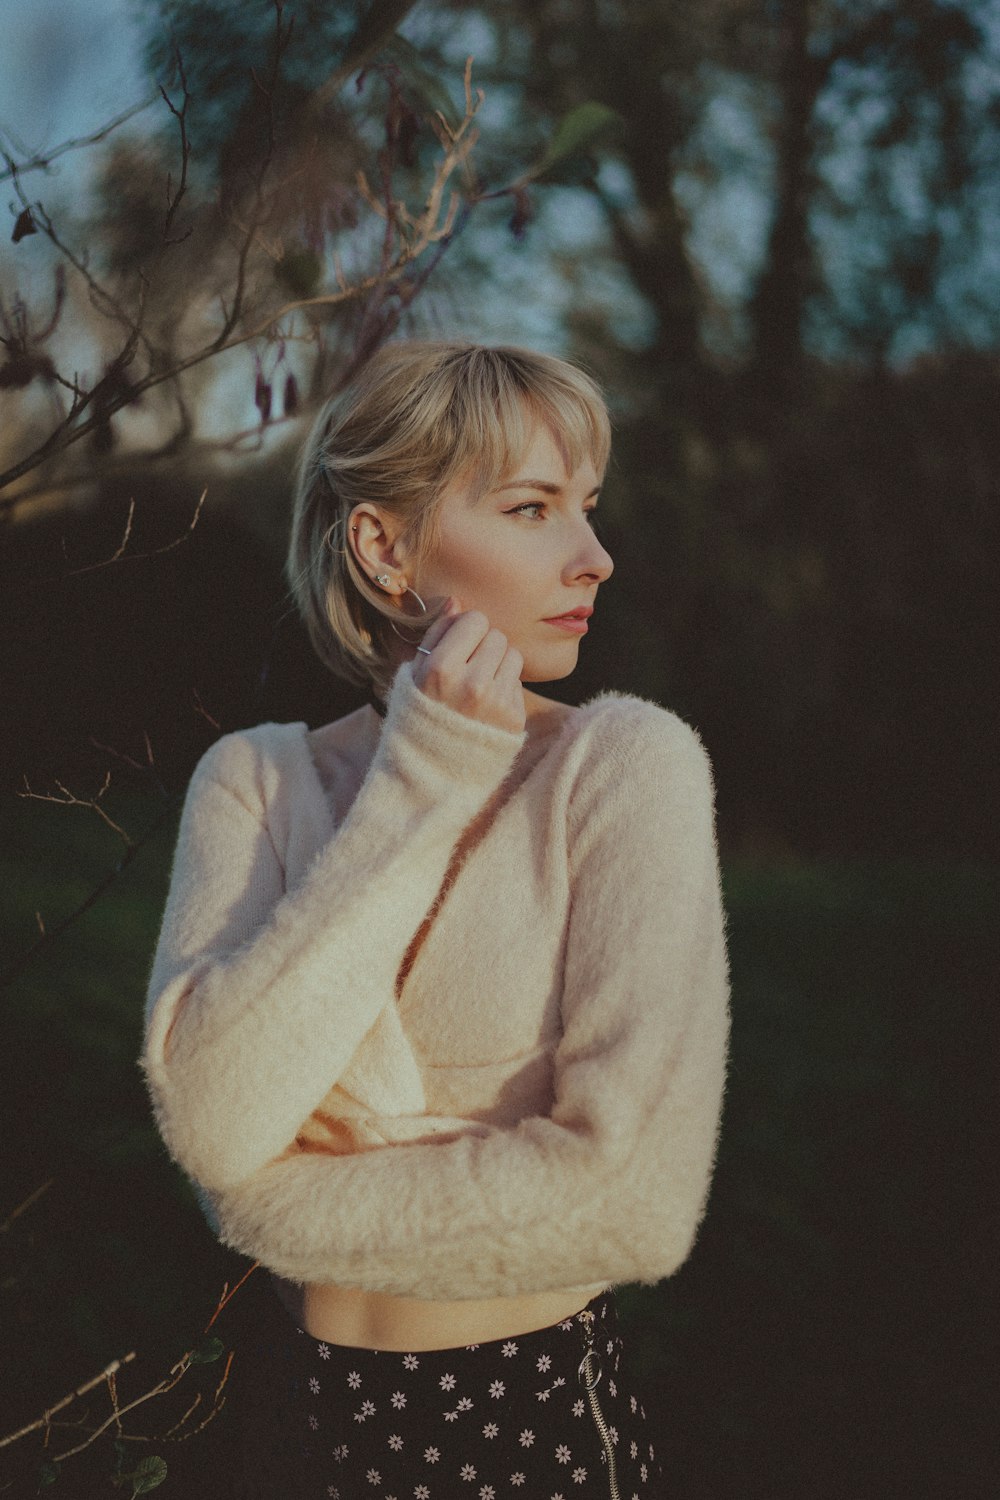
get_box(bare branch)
[20,770,132,847]
[0,51,488,496]
[0,1354,138,1451]
[159,49,192,245]
[0,1264,255,1461]
[51,1357,188,1462]
[191,688,222,733]
[60,488,207,576]
[88,729,158,781]
[0,93,160,185]
[0,797,181,994]
[204,1261,260,1332]
[0,1180,54,1235]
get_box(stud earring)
[374,573,392,588]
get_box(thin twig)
[0,1354,137,1451]
[20,770,132,847]
[0,800,181,993]
[160,50,191,244]
[204,1261,260,1332]
[51,1359,190,1462]
[0,93,160,184]
[0,1180,54,1235]
[60,489,207,577]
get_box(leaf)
[38,1459,60,1487]
[130,1456,168,1495]
[529,103,620,182]
[189,1335,225,1364]
[383,35,462,129]
[509,186,533,240]
[275,248,322,299]
[254,377,272,423]
[336,0,421,83]
[12,206,38,243]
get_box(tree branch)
[0,94,160,185]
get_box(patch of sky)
[0,0,148,172]
[673,70,773,354]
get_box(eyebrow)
[495,478,601,498]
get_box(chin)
[520,650,580,684]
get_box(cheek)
[432,533,524,596]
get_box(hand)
[410,599,526,735]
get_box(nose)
[565,522,614,585]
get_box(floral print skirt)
[213,1272,665,1499]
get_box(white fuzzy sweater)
[142,658,729,1301]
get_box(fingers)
[413,596,461,655]
[408,604,526,734]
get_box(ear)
[348,505,410,589]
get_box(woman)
[142,341,730,1498]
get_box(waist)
[271,1275,607,1351]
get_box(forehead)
[439,408,603,511]
[499,422,578,480]
[479,421,600,502]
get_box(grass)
[0,789,992,1496]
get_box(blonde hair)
[286,340,612,700]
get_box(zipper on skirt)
[577,1308,621,1500]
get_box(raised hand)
[409,600,526,736]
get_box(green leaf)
[334,0,421,85]
[275,248,322,300]
[38,1459,60,1487]
[189,1335,225,1364]
[529,103,620,181]
[384,35,462,128]
[130,1455,168,1496]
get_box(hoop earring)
[322,516,350,557]
[389,583,428,645]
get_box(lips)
[542,607,592,636]
[543,607,594,622]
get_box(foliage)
[0,0,620,510]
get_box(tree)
[1,1,489,511]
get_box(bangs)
[432,346,612,502]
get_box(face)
[401,421,614,683]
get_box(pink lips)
[542,607,592,635]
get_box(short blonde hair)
[286,340,612,699]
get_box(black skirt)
[204,1270,665,1499]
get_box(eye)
[507,502,546,520]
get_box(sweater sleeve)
[141,659,526,1193]
[210,705,731,1298]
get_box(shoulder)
[187,720,310,808]
[563,691,716,837]
[574,689,712,779]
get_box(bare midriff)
[270,1277,602,1352]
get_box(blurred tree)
[419,0,999,857]
[1,1,490,506]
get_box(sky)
[1,0,148,162]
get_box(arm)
[141,657,525,1193]
[211,708,731,1299]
